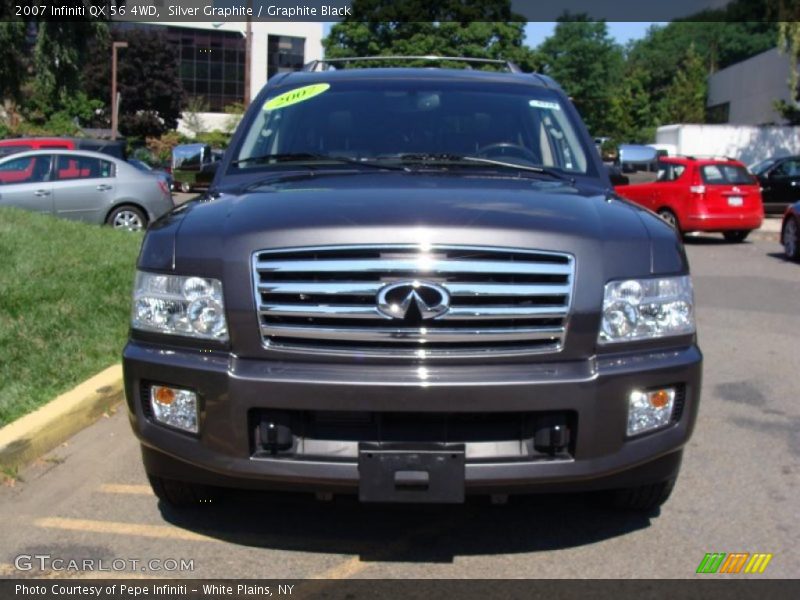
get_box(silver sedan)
[0,149,175,231]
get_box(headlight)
[132,271,228,341]
[599,275,694,344]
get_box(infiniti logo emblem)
[376,281,450,320]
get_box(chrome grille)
[252,245,575,357]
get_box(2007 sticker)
[264,83,331,110]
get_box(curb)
[0,365,124,471]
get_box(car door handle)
[96,184,113,191]
[34,190,51,197]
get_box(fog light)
[150,385,198,433]
[627,387,676,437]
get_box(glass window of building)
[267,35,305,79]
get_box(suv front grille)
[252,245,575,357]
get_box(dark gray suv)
[123,57,702,511]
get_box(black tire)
[106,205,147,232]
[782,217,800,260]
[610,478,676,512]
[147,474,217,508]
[657,208,680,232]
[722,230,750,243]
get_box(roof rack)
[303,55,524,73]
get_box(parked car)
[0,150,173,230]
[781,201,800,261]
[128,158,174,191]
[0,137,127,160]
[124,57,701,511]
[615,155,763,242]
[171,143,221,193]
[750,155,800,214]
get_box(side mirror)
[618,144,658,165]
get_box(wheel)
[180,181,192,193]
[107,205,147,232]
[657,208,679,231]
[783,218,800,260]
[147,474,217,508]
[722,230,750,243]
[610,478,676,512]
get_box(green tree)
[30,22,108,119]
[775,20,800,124]
[82,28,185,139]
[0,14,27,104]
[538,16,624,135]
[660,44,707,125]
[323,0,540,72]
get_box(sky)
[524,22,661,47]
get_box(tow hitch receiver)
[358,442,466,503]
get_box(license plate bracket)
[358,442,466,503]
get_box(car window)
[774,159,800,178]
[234,81,591,175]
[55,155,115,181]
[700,164,753,185]
[0,145,32,159]
[0,155,53,184]
[656,162,685,182]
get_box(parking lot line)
[98,483,153,495]
[34,517,216,543]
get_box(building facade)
[706,48,796,125]
[151,21,323,112]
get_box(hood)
[139,171,685,282]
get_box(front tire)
[657,208,680,232]
[783,218,800,260]
[610,478,676,512]
[147,474,217,508]
[107,205,147,232]
[723,230,750,243]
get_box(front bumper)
[123,341,702,495]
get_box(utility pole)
[111,41,129,140]
[243,0,253,107]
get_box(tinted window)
[234,81,591,174]
[0,155,52,184]
[774,159,800,178]
[55,156,114,180]
[0,145,32,158]
[701,164,753,185]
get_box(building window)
[166,26,245,112]
[267,35,305,79]
[706,102,730,124]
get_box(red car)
[615,156,764,242]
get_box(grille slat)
[253,245,574,357]
[256,258,573,276]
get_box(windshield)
[749,158,776,174]
[232,80,591,175]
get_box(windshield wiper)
[377,153,576,183]
[230,152,404,170]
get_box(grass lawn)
[0,208,143,426]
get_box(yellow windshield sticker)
[264,83,331,110]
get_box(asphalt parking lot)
[1,235,798,580]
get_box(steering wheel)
[476,142,539,163]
